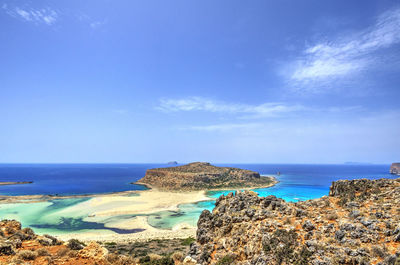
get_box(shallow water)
[0,164,396,234]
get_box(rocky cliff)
[189,178,400,265]
[137,162,276,191]
[390,163,400,175]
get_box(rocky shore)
[390,163,400,175]
[189,178,400,265]
[137,162,276,191]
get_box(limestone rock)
[390,163,400,175]
[191,178,400,265]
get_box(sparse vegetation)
[216,255,235,265]
[17,250,38,260]
[36,247,51,256]
[67,238,85,250]
[181,236,195,246]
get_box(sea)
[0,163,396,235]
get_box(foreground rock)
[190,178,400,265]
[0,219,195,264]
[137,162,276,191]
[390,163,400,175]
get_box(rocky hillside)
[0,220,117,264]
[189,178,400,265]
[137,162,276,191]
[390,163,400,175]
[0,220,190,264]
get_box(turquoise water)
[146,164,397,229]
[0,164,396,233]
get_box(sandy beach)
[47,189,210,242]
[0,178,277,242]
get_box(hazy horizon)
[1,0,399,164]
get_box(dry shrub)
[56,247,69,257]
[10,256,24,264]
[43,256,54,265]
[68,250,78,258]
[171,251,184,262]
[106,253,136,265]
[37,247,51,256]
[148,253,163,261]
[17,249,38,260]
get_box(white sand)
[53,189,209,242]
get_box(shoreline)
[0,176,278,204]
[0,176,278,242]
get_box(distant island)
[344,161,373,165]
[136,162,277,190]
[390,163,400,175]
[167,161,178,165]
[0,181,33,186]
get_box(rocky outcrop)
[0,219,193,264]
[0,220,122,264]
[390,163,400,175]
[190,178,400,265]
[137,162,276,191]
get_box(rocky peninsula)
[189,177,400,265]
[137,162,276,191]
[0,181,33,186]
[390,163,400,175]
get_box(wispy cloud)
[287,7,400,92]
[3,4,58,25]
[181,123,262,132]
[90,20,107,29]
[157,97,306,118]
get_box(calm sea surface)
[0,163,396,234]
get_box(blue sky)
[1,0,399,163]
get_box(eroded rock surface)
[190,178,400,265]
[390,163,400,175]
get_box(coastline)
[0,176,278,242]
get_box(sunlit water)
[0,164,396,234]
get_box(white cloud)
[157,97,306,118]
[4,6,58,25]
[287,7,400,92]
[90,20,107,29]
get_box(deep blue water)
[0,163,395,196]
[0,164,163,196]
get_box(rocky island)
[137,162,276,191]
[0,181,33,186]
[390,163,400,175]
[189,177,400,265]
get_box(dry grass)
[17,249,38,260]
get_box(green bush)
[216,255,235,265]
[181,237,195,246]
